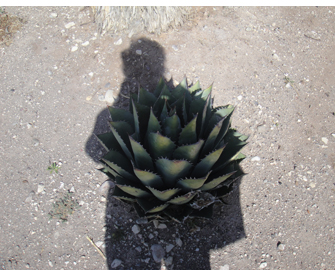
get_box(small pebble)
[65,22,75,29]
[272,53,281,61]
[251,156,261,162]
[165,256,173,266]
[82,41,89,46]
[309,182,316,188]
[277,243,285,251]
[153,220,159,228]
[95,241,103,247]
[136,50,142,55]
[71,45,78,52]
[259,262,267,268]
[220,265,229,270]
[99,180,114,196]
[176,238,183,247]
[166,244,174,253]
[151,244,165,263]
[105,90,115,103]
[237,95,243,100]
[37,183,44,194]
[158,224,167,229]
[136,218,148,224]
[70,186,75,193]
[98,95,105,101]
[50,13,57,18]
[111,259,122,268]
[132,225,140,234]
[172,45,178,51]
[148,233,154,239]
[135,246,142,252]
[114,38,122,45]
[286,83,291,88]
[321,137,328,144]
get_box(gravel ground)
[0,6,334,270]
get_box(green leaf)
[163,114,181,142]
[199,93,212,138]
[201,84,212,100]
[214,108,235,148]
[131,100,140,141]
[138,87,157,107]
[148,132,176,160]
[116,177,151,198]
[95,132,123,153]
[109,122,133,161]
[132,100,151,138]
[101,150,136,181]
[146,108,162,136]
[137,198,169,213]
[112,186,136,202]
[188,81,201,93]
[133,167,165,189]
[156,158,192,188]
[204,105,234,137]
[153,84,172,113]
[153,77,165,97]
[189,96,206,123]
[200,171,236,191]
[147,186,181,201]
[171,77,188,100]
[159,99,168,124]
[178,115,198,145]
[173,139,204,164]
[129,136,154,171]
[192,145,226,178]
[177,171,211,192]
[167,191,198,205]
[201,117,225,157]
[108,106,134,126]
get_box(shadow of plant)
[85,37,245,270]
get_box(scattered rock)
[114,38,122,45]
[272,53,281,61]
[99,180,114,196]
[259,262,267,268]
[25,191,34,203]
[37,183,44,194]
[158,223,167,229]
[65,22,75,29]
[135,246,142,252]
[176,238,183,247]
[285,83,291,88]
[149,233,154,239]
[237,95,243,100]
[111,259,122,268]
[50,13,58,18]
[257,125,267,133]
[104,82,111,88]
[322,137,328,144]
[172,45,178,51]
[220,265,229,270]
[71,45,78,52]
[153,220,159,228]
[251,156,261,162]
[105,90,116,103]
[277,243,285,251]
[144,258,150,263]
[151,244,165,263]
[166,244,174,253]
[95,241,103,247]
[69,186,75,193]
[309,182,316,188]
[132,224,140,234]
[98,94,105,101]
[165,256,173,266]
[33,138,40,146]
[136,49,142,55]
[82,41,89,46]
[136,218,148,224]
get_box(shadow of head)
[120,37,165,95]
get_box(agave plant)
[97,78,247,222]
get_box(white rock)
[99,180,114,196]
[153,220,159,228]
[277,243,285,251]
[65,22,75,29]
[166,244,174,253]
[321,137,328,144]
[136,50,142,55]
[132,225,140,234]
[50,13,58,18]
[285,83,291,88]
[114,38,122,45]
[82,41,89,46]
[172,45,178,51]
[70,186,75,193]
[251,156,261,162]
[331,133,335,138]
[151,244,165,263]
[237,95,243,100]
[89,72,94,77]
[176,238,183,247]
[220,265,229,270]
[105,90,116,103]
[272,53,281,61]
[95,241,103,247]
[309,182,316,188]
[37,183,44,194]
[111,259,122,268]
[71,45,78,52]
[259,262,267,268]
[158,223,167,229]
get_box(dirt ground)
[0,6,334,270]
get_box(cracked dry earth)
[1,6,335,270]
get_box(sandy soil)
[0,6,334,270]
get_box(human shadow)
[85,37,246,270]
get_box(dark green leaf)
[129,136,154,171]
[159,99,168,124]
[156,158,192,188]
[109,122,133,161]
[95,132,123,153]
[188,81,201,93]
[192,145,226,178]
[147,186,181,201]
[200,171,236,191]
[137,198,169,213]
[171,77,188,100]
[177,171,211,192]
[148,132,176,160]
[167,191,198,205]
[153,77,165,97]
[131,100,140,141]
[178,114,198,145]
[201,117,225,157]
[173,139,204,164]
[112,186,136,202]
[163,114,181,142]
[138,87,157,107]
[108,106,134,126]
[133,167,165,189]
